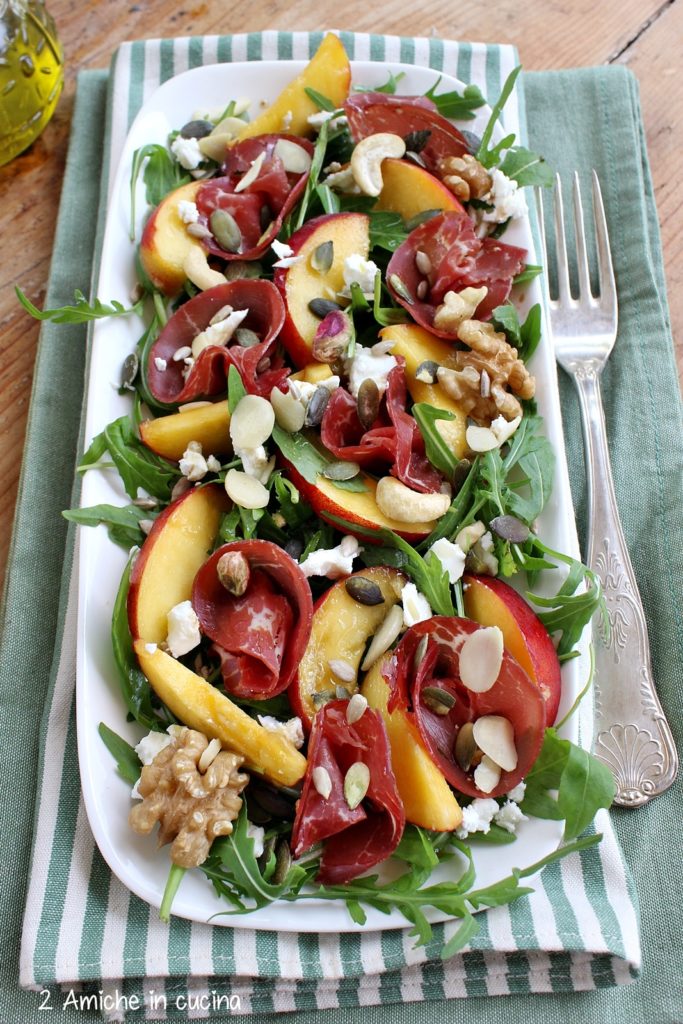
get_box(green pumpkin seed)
[179,118,214,139]
[272,839,292,884]
[322,460,361,482]
[422,686,456,716]
[344,576,385,606]
[415,359,439,384]
[225,260,263,281]
[344,762,370,810]
[209,209,242,253]
[357,378,380,430]
[490,514,530,544]
[235,327,261,348]
[413,634,429,670]
[310,240,334,274]
[120,352,139,391]
[312,688,336,707]
[454,721,478,772]
[305,386,331,427]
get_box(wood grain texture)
[0,0,680,592]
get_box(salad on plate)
[24,33,616,953]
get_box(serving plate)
[76,56,588,931]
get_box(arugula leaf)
[475,66,521,169]
[316,182,341,214]
[227,364,248,413]
[418,458,480,550]
[412,403,459,478]
[63,502,159,549]
[16,287,143,325]
[304,86,336,112]
[292,121,329,232]
[98,723,141,785]
[368,211,409,252]
[526,540,607,659]
[513,264,543,286]
[354,70,406,95]
[499,145,554,188]
[129,143,190,239]
[491,302,543,362]
[271,425,367,493]
[423,78,486,120]
[97,416,178,500]
[371,270,410,326]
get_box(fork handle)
[573,367,678,806]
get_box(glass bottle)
[0,0,63,167]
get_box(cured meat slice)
[146,279,287,403]
[384,617,546,798]
[192,540,314,699]
[196,134,313,261]
[320,363,442,493]
[386,210,526,333]
[344,92,470,171]
[291,701,405,884]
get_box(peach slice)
[380,322,468,460]
[376,158,463,221]
[128,483,230,643]
[463,573,562,724]
[362,655,462,831]
[139,180,204,295]
[291,566,405,730]
[139,402,231,462]
[134,642,307,786]
[274,212,370,367]
[231,34,351,142]
[289,362,335,386]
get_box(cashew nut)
[375,476,451,524]
[183,247,227,291]
[350,133,406,197]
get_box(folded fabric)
[6,28,681,1024]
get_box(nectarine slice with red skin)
[290,566,406,731]
[375,158,464,222]
[127,483,230,644]
[463,573,562,725]
[139,180,203,296]
[139,401,231,462]
[273,212,370,368]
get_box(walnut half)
[129,727,248,868]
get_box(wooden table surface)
[1,1,681,590]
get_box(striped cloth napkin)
[18,31,641,1022]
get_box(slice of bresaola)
[146,279,287,403]
[386,210,526,333]
[192,540,313,700]
[320,363,442,493]
[344,92,470,171]
[291,701,405,885]
[195,134,314,261]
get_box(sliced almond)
[270,386,306,433]
[473,754,502,793]
[234,150,266,193]
[224,469,270,509]
[466,424,499,453]
[274,138,312,174]
[229,394,275,449]
[458,626,504,693]
[472,715,518,772]
[360,604,404,671]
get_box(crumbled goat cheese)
[144,642,158,654]
[179,444,208,481]
[494,799,528,834]
[307,109,347,130]
[429,537,467,584]
[480,168,528,224]
[271,238,303,269]
[299,535,360,579]
[346,345,398,399]
[323,165,361,194]
[166,600,201,658]
[206,454,222,473]
[170,135,205,171]
[341,253,380,298]
[178,199,200,224]
[281,109,293,130]
[287,374,340,406]
[234,443,275,484]
[257,715,305,750]
[191,309,249,356]
[153,357,167,372]
[401,582,433,627]
[135,730,173,767]
[246,822,266,857]
[456,797,499,839]
[506,781,526,803]
[490,414,522,445]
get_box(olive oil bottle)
[0,0,63,167]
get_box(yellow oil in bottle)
[0,0,63,167]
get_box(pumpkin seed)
[357,378,380,430]
[343,762,370,810]
[225,260,263,281]
[235,327,261,348]
[344,575,385,606]
[216,550,250,596]
[454,722,478,772]
[421,685,456,716]
[322,460,361,482]
[305,386,331,426]
[389,273,414,304]
[249,781,297,819]
[346,693,368,724]
[284,538,304,561]
[210,209,242,253]
[310,240,334,274]
[308,297,343,319]
[272,839,292,884]
[258,833,278,871]
[490,514,530,544]
[260,204,272,232]
[413,634,429,670]
[415,359,439,384]
[335,685,351,699]
[452,458,472,494]
[120,352,139,391]
[312,766,332,799]
[415,250,432,275]
[403,129,431,154]
[179,118,214,139]
[312,688,336,707]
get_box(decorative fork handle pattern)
[573,366,679,806]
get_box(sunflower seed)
[210,209,242,253]
[346,693,368,724]
[328,658,356,683]
[133,497,158,510]
[360,604,404,672]
[415,250,432,275]
[388,273,414,304]
[480,368,491,398]
[344,576,385,606]
[454,722,478,772]
[310,240,334,274]
[312,766,332,799]
[405,150,428,168]
[305,386,331,426]
[322,460,361,482]
[490,514,530,544]
[170,477,192,501]
[357,378,380,430]
[198,737,222,772]
[120,352,139,391]
[416,279,428,300]
[421,685,456,716]
[308,297,343,319]
[344,762,370,809]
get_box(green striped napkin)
[11,30,664,1024]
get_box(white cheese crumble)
[153,357,167,372]
[166,600,201,658]
[307,109,347,131]
[191,309,249,357]
[271,239,295,260]
[234,443,275,484]
[135,730,173,767]
[481,168,528,224]
[170,135,205,171]
[494,799,528,834]
[246,822,266,857]
[490,414,522,445]
[456,797,499,839]
[144,642,158,654]
[340,253,380,298]
[206,454,222,473]
[346,345,398,399]
[257,715,305,750]
[429,537,467,584]
[287,374,340,407]
[506,780,526,803]
[179,443,208,481]
[299,534,360,579]
[177,199,200,224]
[401,582,432,627]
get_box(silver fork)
[537,172,678,807]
